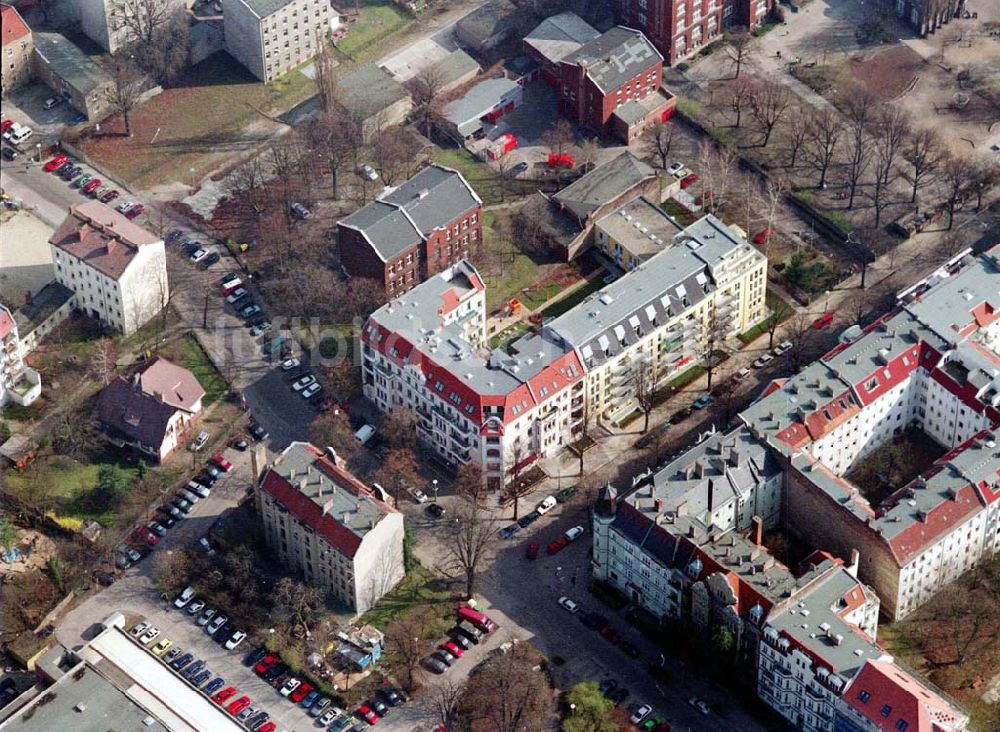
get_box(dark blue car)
[181,660,205,679]
[204,677,225,695]
[191,669,212,687]
[171,652,194,670]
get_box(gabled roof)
[552,151,655,223]
[1,4,30,47]
[0,304,16,340]
[50,201,160,280]
[842,659,968,731]
[524,11,600,64]
[136,357,205,414]
[335,63,410,122]
[339,165,481,261]
[96,379,179,452]
[259,442,397,559]
[563,26,662,95]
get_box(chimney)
[730,446,741,467]
[307,464,313,475]
[290,467,296,479]
[653,498,663,513]
[752,515,763,548]
[299,478,308,492]
[688,525,696,538]
[24,290,33,306]
[343,512,350,524]
[847,549,860,578]
[105,238,117,255]
[78,223,92,240]
[707,478,714,511]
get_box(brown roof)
[49,201,159,280]
[137,357,205,413]
[1,5,30,47]
[0,305,15,340]
[96,378,178,452]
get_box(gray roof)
[13,281,74,337]
[564,26,662,95]
[524,11,600,64]
[336,63,410,122]
[430,49,482,87]
[595,195,680,262]
[233,0,296,18]
[339,165,481,261]
[443,77,520,137]
[546,214,753,370]
[612,88,673,125]
[455,0,519,44]
[32,32,111,95]
[552,151,655,222]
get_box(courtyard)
[844,427,948,507]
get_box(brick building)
[337,164,482,296]
[894,0,964,37]
[1,3,32,96]
[557,25,674,141]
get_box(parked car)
[358,163,378,181]
[752,354,775,368]
[310,697,332,717]
[565,526,584,542]
[192,669,213,687]
[498,524,520,539]
[547,536,569,555]
[735,366,751,380]
[254,655,278,675]
[212,686,237,704]
[44,153,68,171]
[199,537,217,556]
[688,696,710,715]
[439,641,464,659]
[196,608,216,626]
[43,96,64,110]
[525,541,539,560]
[226,288,248,304]
[173,586,195,608]
[263,662,288,683]
[225,630,247,650]
[381,689,404,707]
[226,695,252,716]
[1,147,17,161]
[813,312,834,329]
[130,621,149,637]
[204,677,225,695]
[412,489,428,503]
[358,705,379,724]
[74,174,94,189]
[691,394,712,409]
[151,638,173,656]
[147,521,167,537]
[210,454,233,472]
[187,480,210,498]
[206,615,228,635]
[100,189,119,203]
[667,161,685,175]
[302,382,322,399]
[250,322,272,337]
[181,660,205,680]
[83,178,102,194]
[290,202,311,219]
[558,596,579,613]
[124,203,145,220]
[202,251,221,267]
[163,647,183,664]
[171,652,193,670]
[290,682,314,703]
[237,703,259,722]
[241,303,261,318]
[279,678,301,697]
[248,421,268,441]
[773,341,793,356]
[292,374,316,392]
[555,485,577,503]
[187,600,205,616]
[280,358,300,371]
[630,703,652,724]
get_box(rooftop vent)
[75,704,87,713]
[599,294,614,306]
[417,189,430,199]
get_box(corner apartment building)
[893,0,963,38]
[0,305,42,407]
[1,3,32,96]
[222,0,336,82]
[547,214,767,424]
[557,25,674,142]
[741,245,1000,621]
[49,201,168,336]
[338,164,483,296]
[257,441,405,614]
[362,260,586,488]
[616,0,773,65]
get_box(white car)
[199,537,216,556]
[280,677,301,696]
[139,626,160,644]
[187,480,210,498]
[319,708,343,726]
[536,496,556,515]
[630,704,652,724]
[206,614,228,635]
[43,96,63,110]
[130,621,149,637]
[116,201,135,214]
[688,697,710,715]
[280,358,300,371]
[301,382,322,399]
[225,630,247,650]
[190,431,209,451]
[752,353,775,368]
[773,341,793,356]
[666,162,684,175]
[174,586,194,608]
[413,489,428,504]
[292,374,316,392]
[565,526,584,542]
[190,247,208,263]
[557,596,579,614]
[196,608,216,626]
[735,366,751,380]
[359,163,378,181]
[186,600,205,616]
[226,288,247,303]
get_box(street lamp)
[35,143,41,162]
[189,167,196,189]
[432,479,439,502]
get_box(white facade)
[0,306,42,407]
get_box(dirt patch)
[847,45,923,100]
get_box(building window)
[881,705,892,717]
[858,690,871,703]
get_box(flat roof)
[443,77,520,136]
[595,195,680,261]
[32,32,111,95]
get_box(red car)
[258,723,276,732]
[210,454,233,472]
[525,542,539,560]
[290,682,313,703]
[83,178,102,194]
[358,705,379,725]
[753,228,772,246]
[546,536,569,555]
[137,528,159,546]
[1,120,13,134]
[679,172,699,189]
[254,655,277,675]
[226,695,251,716]
[124,203,144,219]
[813,312,834,329]
[600,625,620,644]
[440,641,464,658]
[212,686,237,704]
[100,189,119,203]
[44,153,68,172]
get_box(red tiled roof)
[843,659,967,732]
[49,201,159,280]
[137,357,204,414]
[886,482,981,564]
[852,345,922,407]
[1,5,30,47]
[970,301,999,329]
[0,306,15,340]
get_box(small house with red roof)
[0,3,32,95]
[257,442,404,613]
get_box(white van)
[536,496,556,515]
[9,123,32,144]
[355,424,376,445]
[190,431,209,451]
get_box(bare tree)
[115,0,173,46]
[901,128,946,204]
[784,312,818,373]
[941,156,972,230]
[724,32,755,79]
[413,63,448,138]
[305,108,359,201]
[969,158,998,211]
[541,118,575,156]
[231,156,267,214]
[442,496,498,599]
[725,76,755,129]
[696,139,737,215]
[869,106,910,227]
[749,79,791,147]
[384,606,447,691]
[785,106,810,167]
[431,679,466,731]
[765,297,793,349]
[843,87,878,209]
[464,643,553,732]
[761,176,786,259]
[576,138,601,173]
[805,108,843,189]
[644,120,677,170]
[632,358,656,434]
[313,36,340,115]
[701,309,730,392]
[104,59,145,137]
[273,577,325,635]
[371,128,413,187]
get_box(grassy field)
[83,53,315,188]
[540,275,605,319]
[337,2,411,58]
[358,565,452,630]
[738,290,796,345]
[480,210,548,313]
[432,147,537,206]
[161,335,228,406]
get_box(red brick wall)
[617,0,724,65]
[560,58,664,136]
[423,207,483,278]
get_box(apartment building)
[1,3,32,96]
[893,0,963,37]
[0,305,41,407]
[557,25,674,142]
[257,441,405,614]
[338,164,483,295]
[594,195,682,270]
[222,0,336,82]
[49,201,168,336]
[362,260,586,487]
[615,0,773,65]
[547,214,767,424]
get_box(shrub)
[676,62,690,72]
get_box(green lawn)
[337,2,411,58]
[660,198,699,226]
[5,454,140,527]
[488,321,532,351]
[432,147,536,206]
[171,335,228,406]
[358,565,451,630]
[738,290,796,345]
[481,210,548,312]
[540,275,606,319]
